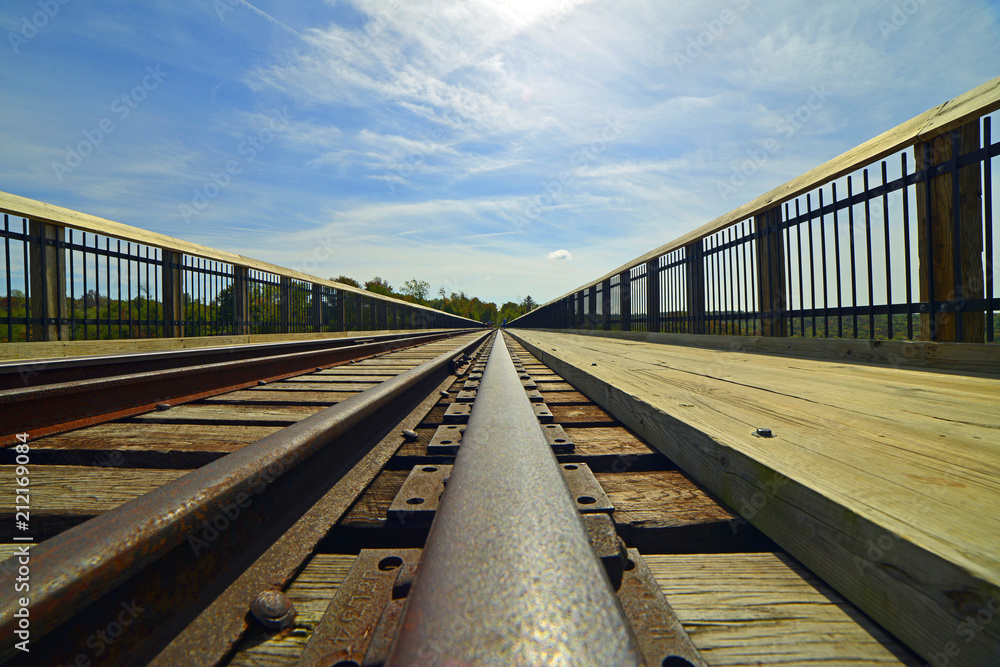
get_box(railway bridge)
[0,78,998,666]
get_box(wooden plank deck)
[510,329,1000,666]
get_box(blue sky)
[1,0,998,305]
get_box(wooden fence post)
[619,270,631,331]
[28,221,67,341]
[685,240,706,335]
[279,277,291,334]
[312,283,322,332]
[233,266,249,335]
[587,285,598,329]
[754,210,786,337]
[915,120,985,342]
[601,278,612,330]
[646,259,660,333]
[161,250,184,338]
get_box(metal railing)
[0,192,478,342]
[515,77,1000,344]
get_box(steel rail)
[388,333,642,666]
[0,330,491,665]
[0,329,471,390]
[0,329,472,444]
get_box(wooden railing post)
[588,287,597,329]
[915,120,986,342]
[279,277,291,333]
[312,283,322,332]
[753,210,786,337]
[646,259,660,333]
[233,266,249,335]
[601,278,612,330]
[619,270,631,331]
[28,221,67,341]
[685,241,706,335]
[161,250,184,338]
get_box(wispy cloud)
[1,0,998,304]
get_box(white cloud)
[547,249,573,261]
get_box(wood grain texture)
[511,330,1000,666]
[536,76,1000,308]
[646,552,921,666]
[0,329,455,361]
[532,328,1000,377]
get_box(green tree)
[402,279,430,303]
[364,276,393,296]
[331,275,361,288]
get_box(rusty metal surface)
[425,424,464,455]
[388,462,610,521]
[442,402,472,423]
[388,333,641,666]
[0,330,468,445]
[295,549,421,667]
[148,372,464,667]
[619,549,707,667]
[388,465,451,522]
[0,331,490,665]
[540,422,575,453]
[532,401,554,422]
[0,330,469,390]
[584,513,627,590]
[560,462,615,513]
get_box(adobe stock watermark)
[508,115,624,229]
[187,450,300,556]
[50,65,169,183]
[385,109,467,197]
[716,85,830,202]
[57,599,145,666]
[178,106,292,224]
[674,0,752,73]
[878,0,929,39]
[7,0,72,54]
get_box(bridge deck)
[510,329,1000,665]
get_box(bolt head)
[250,591,296,631]
[754,427,773,438]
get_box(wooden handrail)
[0,190,450,317]
[537,75,1000,309]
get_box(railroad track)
[0,330,919,666]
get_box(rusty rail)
[0,331,491,664]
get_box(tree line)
[331,276,537,325]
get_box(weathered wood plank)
[511,330,1000,665]
[0,465,187,539]
[0,329,453,361]
[199,390,353,405]
[23,423,281,452]
[646,552,921,666]
[127,403,327,425]
[536,328,1000,377]
[548,404,618,425]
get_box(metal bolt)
[155,403,171,411]
[754,427,773,438]
[250,591,296,631]
[939,303,948,311]
[258,380,267,386]
[919,304,927,312]
[440,390,450,397]
[402,429,419,441]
